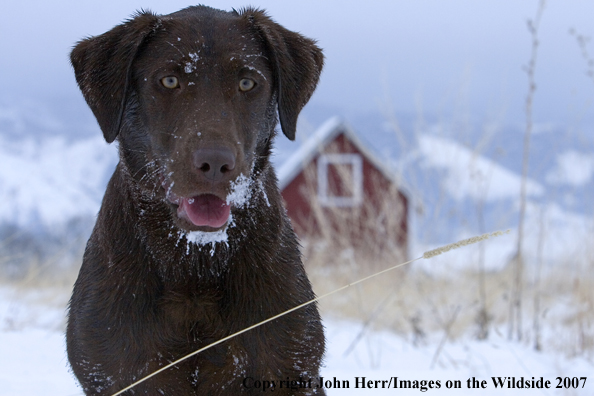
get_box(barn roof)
[277,116,404,191]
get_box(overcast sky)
[2,0,594,128]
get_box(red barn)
[278,117,409,259]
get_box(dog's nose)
[192,147,236,182]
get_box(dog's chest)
[158,288,224,333]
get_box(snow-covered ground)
[1,286,592,396]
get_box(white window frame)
[317,153,363,207]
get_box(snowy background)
[1,0,593,394]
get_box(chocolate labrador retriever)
[67,6,325,395]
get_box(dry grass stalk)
[570,28,594,86]
[511,0,546,342]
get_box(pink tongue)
[179,194,230,228]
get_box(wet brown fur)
[66,6,325,395]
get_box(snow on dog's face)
[70,6,323,234]
[131,13,275,233]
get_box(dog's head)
[71,6,323,234]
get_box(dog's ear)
[71,11,160,143]
[244,9,324,141]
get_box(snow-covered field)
[1,286,592,396]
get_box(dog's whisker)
[134,161,161,181]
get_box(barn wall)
[281,131,408,259]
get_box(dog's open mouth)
[162,178,231,229]
[177,194,230,228]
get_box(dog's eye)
[239,78,255,92]
[161,76,179,89]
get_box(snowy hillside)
[0,134,117,230]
